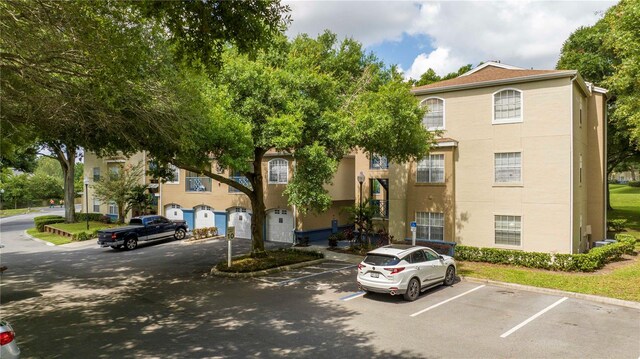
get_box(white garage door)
[165,205,183,220]
[228,207,251,239]
[195,209,215,229]
[267,209,293,243]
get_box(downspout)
[603,95,608,240]
[569,75,576,254]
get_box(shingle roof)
[412,64,573,92]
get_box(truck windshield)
[129,218,143,225]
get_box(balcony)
[370,199,389,219]
[229,176,252,193]
[185,176,212,192]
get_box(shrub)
[607,219,628,232]
[72,229,100,242]
[76,213,106,222]
[192,227,218,240]
[35,217,65,232]
[328,233,345,248]
[628,181,640,187]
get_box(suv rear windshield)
[363,254,400,266]
[129,218,143,225]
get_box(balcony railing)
[370,199,389,219]
[228,176,252,193]
[185,176,212,192]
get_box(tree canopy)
[413,64,474,87]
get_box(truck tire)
[174,228,186,241]
[124,236,138,250]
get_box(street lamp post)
[357,171,365,244]
[0,188,4,211]
[84,177,90,230]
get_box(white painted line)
[500,297,568,338]
[340,291,366,301]
[410,285,485,317]
[276,265,355,286]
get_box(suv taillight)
[0,331,15,346]
[385,267,405,275]
[358,263,366,270]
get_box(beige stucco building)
[83,62,607,254]
[379,62,607,254]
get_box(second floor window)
[93,167,100,182]
[370,154,388,169]
[493,89,522,123]
[166,164,180,184]
[417,154,445,183]
[421,98,444,130]
[185,171,212,192]
[495,152,521,183]
[268,159,288,184]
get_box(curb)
[23,230,55,247]
[461,276,640,310]
[210,258,326,278]
[181,236,225,245]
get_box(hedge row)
[76,213,111,223]
[34,215,65,232]
[454,234,636,272]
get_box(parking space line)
[276,265,356,286]
[500,297,568,338]
[410,285,485,317]
[340,291,366,301]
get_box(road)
[1,211,639,358]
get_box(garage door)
[267,208,293,243]
[165,205,183,221]
[195,208,215,229]
[228,207,251,239]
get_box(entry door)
[267,209,293,243]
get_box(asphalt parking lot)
[254,260,640,359]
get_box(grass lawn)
[27,221,119,245]
[459,184,640,302]
[0,208,40,218]
[216,248,323,273]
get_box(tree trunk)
[249,149,267,257]
[58,147,77,223]
[117,202,126,224]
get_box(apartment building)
[84,151,355,243]
[354,62,606,254]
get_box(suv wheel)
[174,228,186,240]
[444,266,456,286]
[124,237,137,250]
[403,278,420,301]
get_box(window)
[417,154,445,183]
[108,165,120,179]
[170,204,181,209]
[92,198,100,213]
[408,250,427,263]
[372,180,380,194]
[108,202,117,215]
[268,159,288,184]
[579,154,583,184]
[416,212,444,241]
[495,215,521,246]
[166,165,180,184]
[579,101,583,127]
[370,154,389,169]
[421,98,444,129]
[93,167,101,182]
[424,249,440,261]
[229,169,251,193]
[494,152,521,183]
[185,171,211,192]
[493,89,522,123]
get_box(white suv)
[357,244,456,301]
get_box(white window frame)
[166,164,180,184]
[268,158,288,184]
[494,215,522,246]
[492,88,523,124]
[415,212,445,241]
[420,97,445,130]
[92,198,100,213]
[108,201,118,215]
[417,154,445,183]
[494,152,522,184]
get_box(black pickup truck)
[97,215,188,250]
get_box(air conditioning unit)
[585,225,592,235]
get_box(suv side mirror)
[438,255,444,261]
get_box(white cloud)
[284,1,615,77]
[404,47,466,80]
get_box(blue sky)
[285,1,616,78]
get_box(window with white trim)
[92,198,100,213]
[268,159,288,184]
[417,154,445,183]
[93,167,101,182]
[421,98,444,130]
[416,212,444,241]
[166,164,180,184]
[494,152,521,183]
[108,201,118,215]
[493,89,522,123]
[495,215,521,246]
